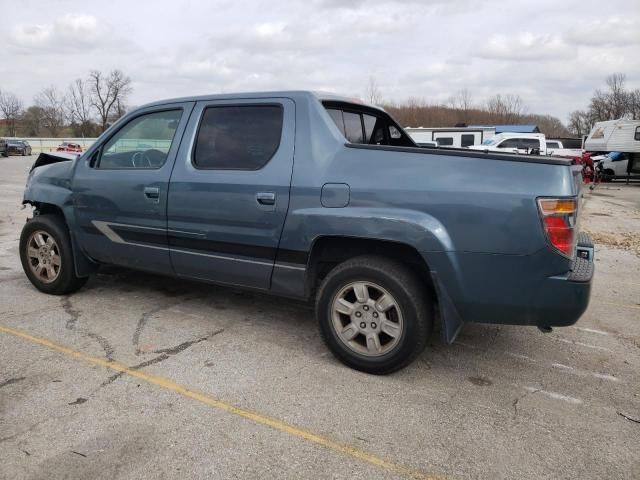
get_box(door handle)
[256,192,276,206]
[144,187,160,202]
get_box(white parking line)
[551,363,621,383]
[524,386,583,405]
[556,337,612,352]
[504,351,535,362]
[574,327,609,336]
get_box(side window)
[323,102,415,147]
[98,109,182,169]
[436,137,453,146]
[343,111,364,143]
[635,126,640,141]
[547,141,559,148]
[363,114,386,144]
[327,109,346,135]
[498,138,519,148]
[193,105,283,170]
[461,134,475,147]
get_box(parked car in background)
[56,142,83,153]
[0,138,8,157]
[468,133,583,158]
[19,91,594,374]
[7,140,32,156]
[594,152,629,179]
[584,119,640,182]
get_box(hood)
[30,151,80,172]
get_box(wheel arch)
[304,235,465,344]
[306,235,435,297]
[23,201,97,278]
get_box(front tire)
[316,256,432,374]
[20,214,88,295]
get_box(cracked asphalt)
[1,155,639,479]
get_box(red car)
[56,142,83,153]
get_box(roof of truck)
[137,90,384,112]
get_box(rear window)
[193,105,283,170]
[324,103,414,147]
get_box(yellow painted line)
[0,324,445,480]
[598,301,640,311]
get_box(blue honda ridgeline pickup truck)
[19,91,594,373]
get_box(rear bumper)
[530,254,593,327]
[425,233,595,331]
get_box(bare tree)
[451,88,473,123]
[568,110,588,137]
[605,73,628,119]
[35,86,67,136]
[486,94,527,123]
[89,69,132,132]
[0,90,24,137]
[630,89,640,120]
[21,106,47,137]
[366,76,383,105]
[66,78,94,137]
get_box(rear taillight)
[537,198,577,257]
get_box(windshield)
[482,136,501,146]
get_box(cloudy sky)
[1,0,638,122]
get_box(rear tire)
[316,255,432,374]
[20,214,88,295]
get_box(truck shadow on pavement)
[82,265,522,379]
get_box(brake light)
[537,198,577,256]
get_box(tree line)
[368,73,637,138]
[0,69,131,138]
[568,73,640,137]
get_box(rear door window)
[343,111,364,143]
[193,105,283,170]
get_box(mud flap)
[430,271,464,344]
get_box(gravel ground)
[1,155,639,480]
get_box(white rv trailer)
[584,119,640,179]
[405,126,496,148]
[584,119,640,152]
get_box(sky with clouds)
[1,0,638,123]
